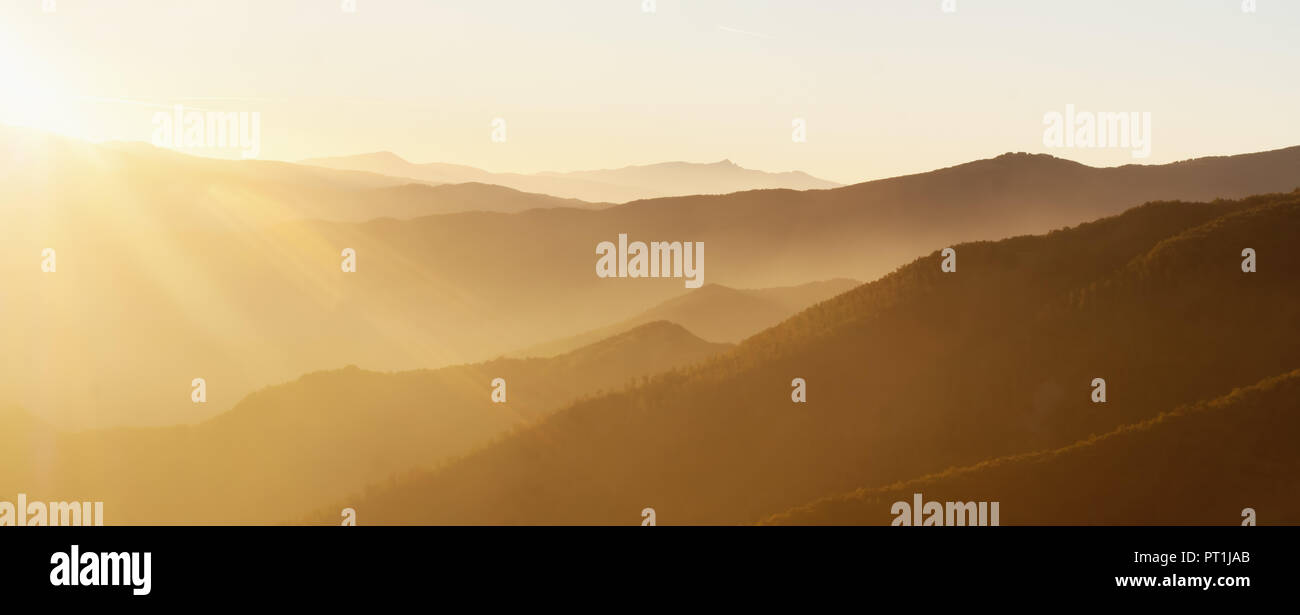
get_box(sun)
[0,35,79,139]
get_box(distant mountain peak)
[300,150,413,166]
[300,150,842,200]
[990,151,1070,162]
[356,151,409,163]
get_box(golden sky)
[2,0,1298,183]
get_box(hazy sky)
[1,0,1297,183]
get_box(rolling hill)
[0,125,595,234]
[514,278,860,357]
[0,321,730,524]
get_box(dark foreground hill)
[767,368,1300,525]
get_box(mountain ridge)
[513,278,860,358]
[301,151,844,203]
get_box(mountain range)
[5,124,1300,435]
[300,151,843,203]
[317,191,1300,524]
[4,121,1298,524]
